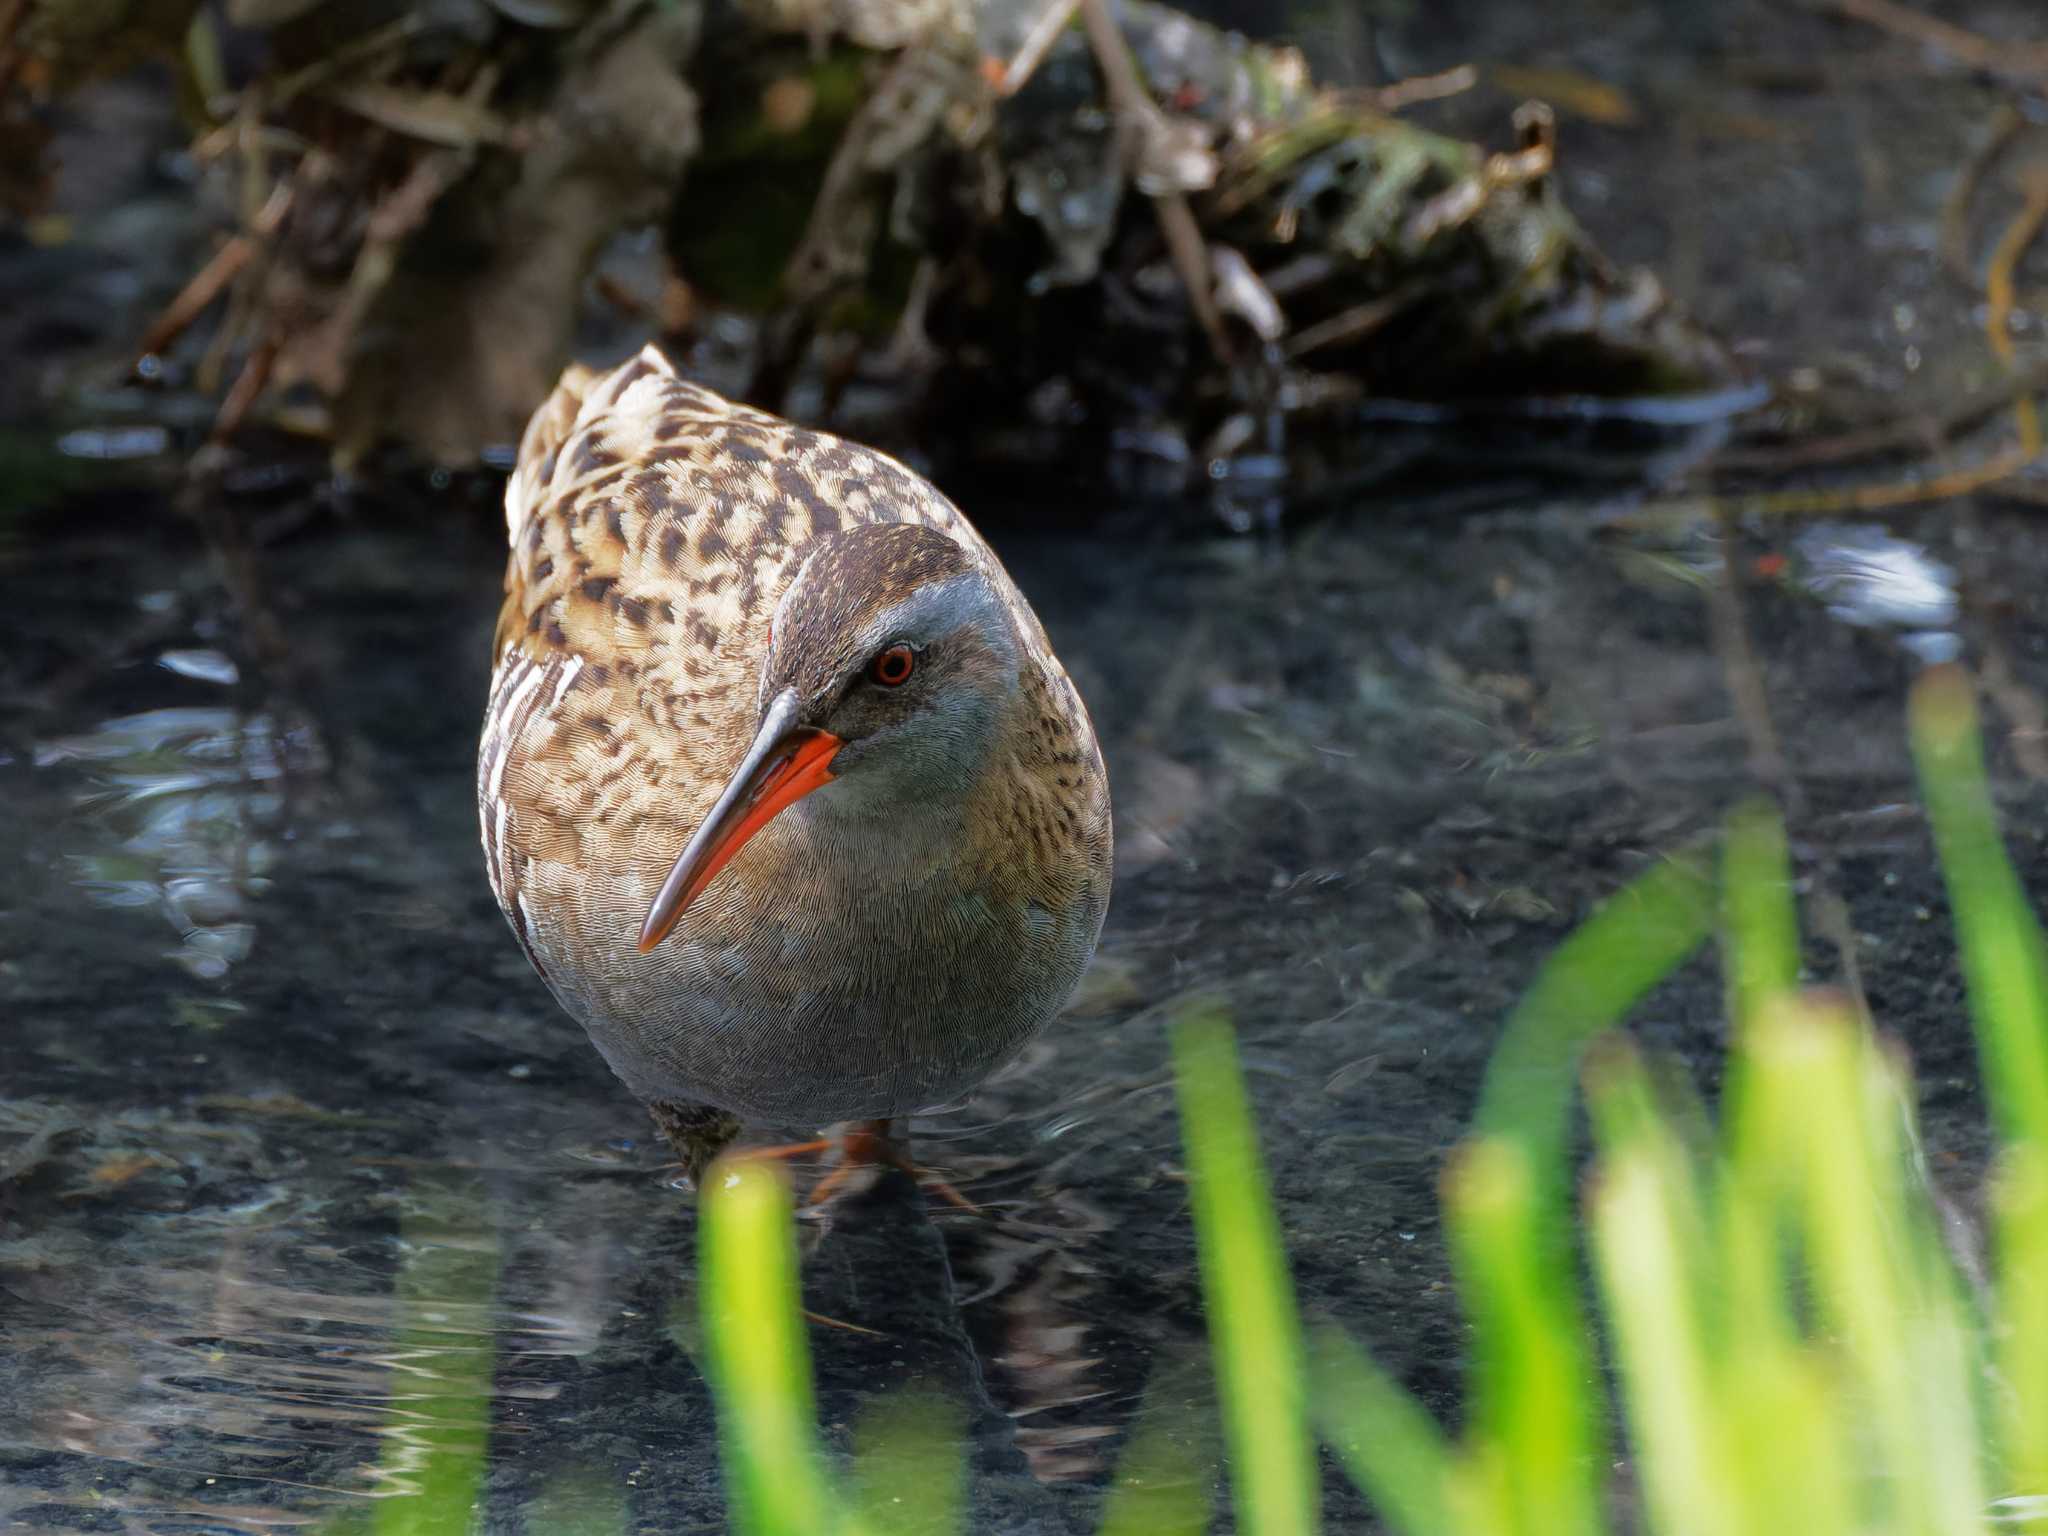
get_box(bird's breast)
[530,810,1102,1125]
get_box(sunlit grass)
[690,1146,1224,1536]
[1915,666,2048,1512]
[1913,665,2048,1145]
[686,659,2048,1534]
[1316,663,2048,1535]
[697,1157,842,1536]
[1171,998,1318,1536]
[1457,849,1714,1536]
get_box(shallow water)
[8,2,2048,1532]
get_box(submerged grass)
[325,1175,504,1536]
[376,1181,496,1536]
[677,658,2048,1534]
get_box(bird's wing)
[479,345,995,961]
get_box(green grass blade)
[699,1157,840,1536]
[1912,667,2048,1509]
[1445,1136,1604,1536]
[1715,1348,1855,1536]
[1455,852,1709,1536]
[1714,796,1805,1450]
[1586,1045,1726,1536]
[1311,1326,1453,1536]
[1755,995,1987,1535]
[1995,1144,2048,1499]
[1171,997,1319,1536]
[1475,851,1715,1204]
[1714,1091,1809,1533]
[1910,664,2048,1149]
[1721,797,1800,1034]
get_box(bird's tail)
[503,344,680,549]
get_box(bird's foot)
[742,1119,978,1217]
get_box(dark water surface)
[8,2,2048,1532]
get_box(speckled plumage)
[479,345,1111,1172]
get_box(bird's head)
[638,523,1022,950]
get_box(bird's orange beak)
[638,690,840,952]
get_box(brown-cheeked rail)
[478,345,1112,1210]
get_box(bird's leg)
[647,1101,742,1188]
[692,1120,978,1213]
[790,1119,979,1216]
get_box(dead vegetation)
[2,0,1744,489]
[1638,0,2048,525]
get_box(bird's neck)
[782,664,1085,899]
[786,765,979,889]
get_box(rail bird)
[478,345,1112,1199]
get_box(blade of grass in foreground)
[1310,1326,1453,1536]
[1474,851,1714,1206]
[1714,1016,1839,1532]
[1910,664,2048,1149]
[1993,1145,2048,1497]
[1911,666,2048,1502]
[1445,1135,1604,1536]
[1586,1044,1727,1536]
[1757,995,1987,1536]
[1714,798,1804,1434]
[1720,796,1800,1034]
[699,1157,839,1536]
[1459,852,1709,1536]
[1171,997,1319,1536]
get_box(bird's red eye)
[868,644,915,687]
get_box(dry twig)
[1368,65,1479,114]
[988,0,1081,97]
[1824,0,2048,83]
[1940,103,2023,292]
[132,183,292,367]
[1704,359,2048,475]
[1282,280,1429,360]
[1679,128,2048,521]
[1075,0,1234,367]
[1663,446,2036,524]
[1983,166,2048,458]
[213,334,279,443]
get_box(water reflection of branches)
[35,705,322,979]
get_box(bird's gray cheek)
[829,735,875,774]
